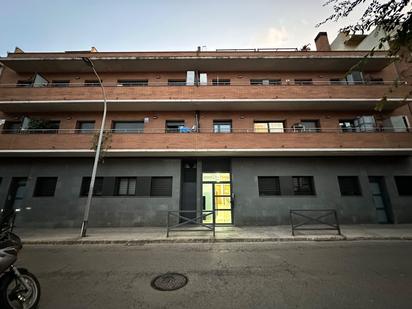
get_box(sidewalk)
[14,224,412,245]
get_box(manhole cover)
[151,273,188,291]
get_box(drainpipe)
[195,111,200,133]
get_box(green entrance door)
[202,173,232,224]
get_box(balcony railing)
[1,127,411,134]
[0,81,409,103]
[0,80,406,88]
[0,128,411,152]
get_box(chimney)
[14,47,24,53]
[314,32,331,51]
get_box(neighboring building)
[330,28,412,85]
[0,32,411,228]
[330,28,391,51]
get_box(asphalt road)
[16,241,412,309]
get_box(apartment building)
[0,32,411,228]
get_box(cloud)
[252,26,290,47]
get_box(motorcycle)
[0,210,41,309]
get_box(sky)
[0,0,371,55]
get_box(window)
[346,71,364,85]
[186,71,195,86]
[338,176,362,196]
[116,177,137,196]
[33,177,57,197]
[330,78,346,85]
[168,79,186,86]
[301,120,320,132]
[384,115,409,132]
[2,121,22,134]
[339,119,356,132]
[394,176,412,196]
[76,121,95,134]
[292,176,315,195]
[26,120,60,134]
[212,79,230,86]
[165,120,185,133]
[150,177,173,196]
[84,80,100,87]
[213,120,232,133]
[80,177,103,196]
[32,73,48,87]
[369,78,384,85]
[117,80,148,87]
[51,80,70,87]
[16,80,32,87]
[254,121,284,133]
[258,177,281,196]
[199,73,208,85]
[250,79,281,85]
[294,79,313,85]
[112,121,144,133]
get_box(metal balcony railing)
[0,80,407,88]
[1,127,411,134]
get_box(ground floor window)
[394,176,412,196]
[80,177,104,196]
[116,177,137,196]
[33,177,58,197]
[292,176,315,195]
[338,176,362,196]
[150,177,173,196]
[258,177,281,196]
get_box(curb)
[21,235,412,245]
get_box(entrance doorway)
[369,176,392,223]
[4,177,28,213]
[202,172,232,224]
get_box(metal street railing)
[290,209,341,236]
[166,210,215,237]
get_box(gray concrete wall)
[0,158,181,228]
[1,156,411,227]
[231,156,412,225]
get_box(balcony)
[0,128,411,157]
[0,82,410,112]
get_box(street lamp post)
[80,57,107,237]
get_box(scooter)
[0,210,41,309]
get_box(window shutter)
[150,177,173,196]
[258,177,280,196]
[101,177,115,196]
[338,176,361,196]
[33,177,57,197]
[136,177,151,196]
[280,176,294,195]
